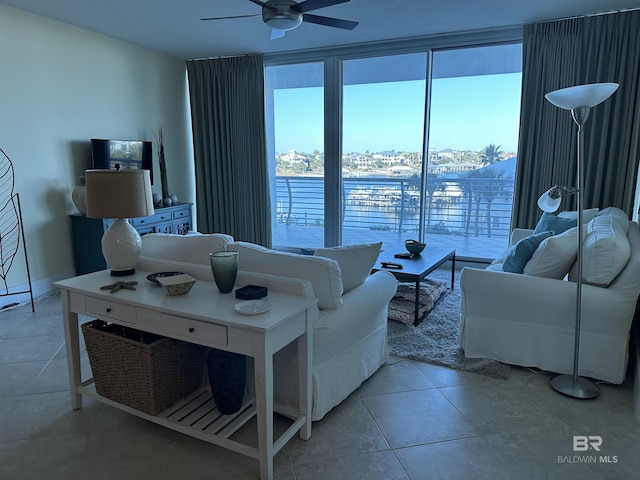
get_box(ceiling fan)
[201,0,359,39]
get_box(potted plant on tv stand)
[155,128,174,207]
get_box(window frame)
[264,27,522,253]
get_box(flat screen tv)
[91,138,153,183]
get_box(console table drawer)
[85,297,137,324]
[160,314,227,346]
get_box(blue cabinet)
[70,203,193,275]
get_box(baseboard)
[0,270,75,310]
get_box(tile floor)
[1,290,639,480]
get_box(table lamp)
[85,169,154,276]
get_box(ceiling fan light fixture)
[262,9,303,31]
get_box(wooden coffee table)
[373,244,456,326]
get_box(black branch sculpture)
[0,147,34,312]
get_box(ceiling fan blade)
[247,0,274,9]
[295,0,350,14]
[201,14,261,21]
[270,29,286,40]
[302,13,358,30]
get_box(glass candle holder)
[210,251,238,293]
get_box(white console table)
[55,269,317,480]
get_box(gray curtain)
[512,11,640,228]
[186,55,271,246]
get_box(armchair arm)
[314,270,397,331]
[460,267,631,334]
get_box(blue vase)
[207,349,246,415]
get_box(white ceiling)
[2,0,639,59]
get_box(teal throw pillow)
[503,231,554,274]
[533,212,576,235]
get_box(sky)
[274,72,522,155]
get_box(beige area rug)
[387,270,510,379]
[387,279,449,326]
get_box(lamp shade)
[85,169,154,219]
[537,190,562,213]
[545,83,619,110]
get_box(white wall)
[0,5,195,302]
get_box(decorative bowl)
[404,239,426,255]
[157,274,196,296]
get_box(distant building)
[438,149,456,160]
[375,151,406,165]
[279,149,309,165]
[348,153,373,168]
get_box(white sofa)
[459,207,640,384]
[137,234,397,420]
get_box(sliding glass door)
[425,44,522,257]
[265,62,324,249]
[341,53,427,247]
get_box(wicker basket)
[82,319,207,415]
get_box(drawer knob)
[106,308,112,313]
[188,327,194,333]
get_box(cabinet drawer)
[160,314,227,346]
[85,296,137,324]
[172,207,191,220]
[132,212,172,227]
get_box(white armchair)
[459,212,640,384]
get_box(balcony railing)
[274,175,514,258]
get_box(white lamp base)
[101,218,142,276]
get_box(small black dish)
[147,271,185,284]
[235,284,268,300]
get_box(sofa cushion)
[502,231,553,274]
[595,206,630,234]
[571,216,631,286]
[523,227,578,279]
[557,208,600,224]
[141,233,234,265]
[227,242,343,309]
[533,212,576,235]
[314,242,382,293]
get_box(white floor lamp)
[538,82,619,399]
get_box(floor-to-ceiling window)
[424,43,522,258]
[265,62,324,249]
[341,53,427,246]
[265,33,522,260]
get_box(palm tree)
[459,167,513,238]
[480,144,502,166]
